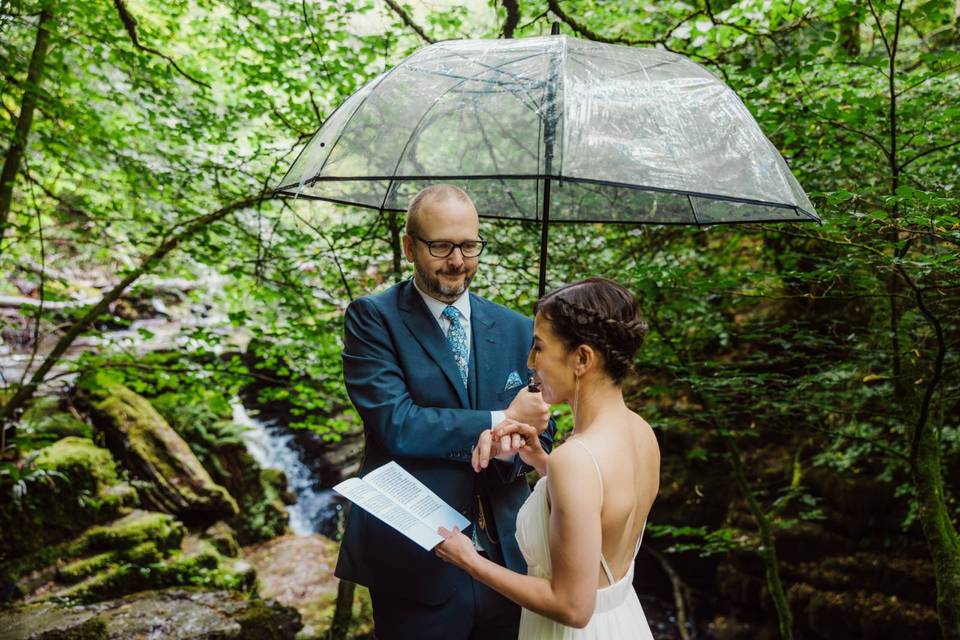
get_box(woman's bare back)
[572,411,660,588]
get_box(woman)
[435,277,660,638]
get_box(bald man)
[335,185,555,639]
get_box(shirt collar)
[412,277,471,323]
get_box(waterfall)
[231,398,342,537]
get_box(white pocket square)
[504,371,524,390]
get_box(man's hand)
[493,419,549,476]
[504,387,550,434]
[472,428,524,471]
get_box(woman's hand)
[471,427,525,472]
[492,419,549,476]
[435,527,480,574]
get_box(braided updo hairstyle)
[534,278,648,385]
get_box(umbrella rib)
[415,48,547,113]
[303,48,429,190]
[687,194,701,226]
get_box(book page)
[333,477,443,550]
[363,461,470,533]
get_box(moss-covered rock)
[33,436,119,493]
[0,437,132,575]
[78,380,238,524]
[57,542,164,584]
[79,510,184,554]
[17,396,93,451]
[203,521,240,557]
[38,520,254,604]
[0,587,302,639]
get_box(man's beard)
[416,263,474,302]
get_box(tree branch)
[547,0,660,45]
[383,0,435,44]
[112,0,211,90]
[501,0,520,39]
[898,139,960,172]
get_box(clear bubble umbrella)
[276,30,819,296]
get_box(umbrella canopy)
[277,34,819,292]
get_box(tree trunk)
[0,2,55,247]
[726,437,794,640]
[899,264,960,640]
[328,579,355,640]
[913,421,960,640]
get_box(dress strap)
[633,520,647,559]
[567,439,603,509]
[567,438,615,586]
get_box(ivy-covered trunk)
[913,421,960,640]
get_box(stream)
[231,399,343,537]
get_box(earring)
[573,373,581,429]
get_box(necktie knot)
[442,305,459,322]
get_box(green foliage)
[648,523,750,556]
[2,0,959,632]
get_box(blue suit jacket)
[334,279,555,604]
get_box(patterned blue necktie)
[442,305,468,387]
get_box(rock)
[149,389,290,545]
[17,397,92,449]
[204,521,240,557]
[312,426,364,487]
[15,510,183,603]
[262,467,297,505]
[79,380,238,525]
[79,510,184,554]
[242,534,373,639]
[203,441,289,545]
[0,587,302,639]
[0,437,133,582]
[33,436,118,495]
[12,510,256,606]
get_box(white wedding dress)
[515,439,655,639]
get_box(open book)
[333,461,471,550]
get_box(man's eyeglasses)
[412,235,487,258]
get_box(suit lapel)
[470,294,499,410]
[398,281,469,409]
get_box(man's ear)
[402,234,415,262]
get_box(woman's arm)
[436,444,603,627]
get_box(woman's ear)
[576,344,595,375]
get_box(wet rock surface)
[0,587,302,640]
[242,533,372,639]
